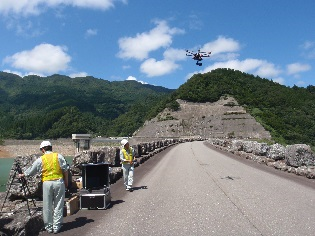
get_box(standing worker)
[120,139,135,191]
[19,141,68,234]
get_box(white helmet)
[40,140,52,149]
[121,139,129,146]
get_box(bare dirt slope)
[1,97,271,158]
[134,96,271,140]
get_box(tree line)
[0,72,174,139]
[1,69,315,149]
[173,68,315,148]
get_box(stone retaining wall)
[209,138,315,178]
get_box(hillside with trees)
[0,72,174,139]
[1,69,315,149]
[172,68,315,147]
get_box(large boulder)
[285,144,315,167]
[0,207,43,236]
[252,142,269,156]
[267,143,285,161]
[243,141,256,153]
[5,155,42,200]
[231,140,244,152]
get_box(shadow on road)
[60,217,94,233]
[106,199,125,209]
[131,185,148,191]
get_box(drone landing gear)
[196,62,202,66]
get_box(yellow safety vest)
[41,153,63,182]
[122,148,133,164]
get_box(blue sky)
[0,0,314,89]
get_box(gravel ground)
[0,139,76,158]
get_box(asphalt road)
[40,141,315,236]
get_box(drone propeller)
[200,53,211,57]
[185,49,194,53]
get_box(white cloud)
[185,36,241,62]
[300,41,315,59]
[69,72,88,78]
[202,36,241,56]
[163,48,186,61]
[188,13,203,30]
[126,75,147,84]
[296,80,306,86]
[301,41,315,50]
[117,21,184,77]
[126,75,137,81]
[117,20,184,60]
[3,69,45,77]
[287,63,311,75]
[255,61,282,78]
[4,17,45,38]
[185,36,288,83]
[212,53,240,61]
[3,43,71,74]
[122,65,131,70]
[3,69,23,77]
[188,58,281,80]
[85,28,98,37]
[140,58,179,77]
[0,0,122,16]
[273,77,285,85]
[67,0,116,9]
[184,37,314,86]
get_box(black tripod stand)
[1,162,36,216]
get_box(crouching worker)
[19,141,68,234]
[120,139,135,191]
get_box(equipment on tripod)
[1,161,36,216]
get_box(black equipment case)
[80,188,111,209]
[79,163,111,209]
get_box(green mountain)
[173,68,315,147]
[0,72,174,139]
[1,68,315,148]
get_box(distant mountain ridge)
[0,72,172,117]
[1,69,315,149]
[0,72,174,139]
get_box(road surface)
[40,141,315,236]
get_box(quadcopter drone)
[186,49,211,66]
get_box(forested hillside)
[173,68,315,147]
[0,72,174,139]
[1,69,315,149]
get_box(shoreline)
[0,148,11,158]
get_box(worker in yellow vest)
[19,141,68,234]
[120,139,135,191]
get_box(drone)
[186,49,211,66]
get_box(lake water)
[0,157,73,192]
